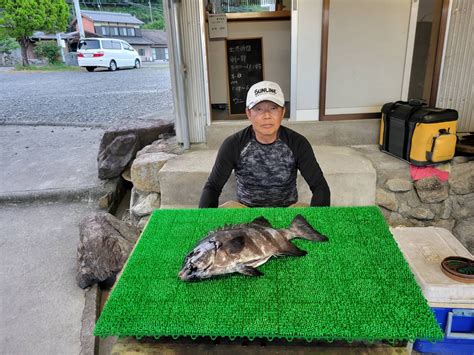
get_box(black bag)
[379,99,458,166]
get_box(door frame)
[318,0,450,121]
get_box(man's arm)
[198,136,238,208]
[295,137,330,207]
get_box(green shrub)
[33,41,60,64]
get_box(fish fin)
[289,214,329,242]
[278,242,307,257]
[237,265,264,277]
[226,235,246,254]
[251,216,272,227]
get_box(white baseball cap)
[246,81,285,109]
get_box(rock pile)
[129,135,184,229]
[377,157,474,253]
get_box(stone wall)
[128,142,473,254]
[368,151,473,254]
[128,136,184,229]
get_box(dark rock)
[415,177,449,203]
[439,197,453,219]
[386,178,412,192]
[408,207,435,220]
[97,133,138,180]
[405,190,421,208]
[450,162,474,195]
[376,188,398,212]
[97,120,175,180]
[76,212,140,289]
[387,212,408,227]
[453,217,474,254]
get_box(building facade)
[163,0,473,145]
[72,10,168,62]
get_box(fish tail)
[288,214,328,242]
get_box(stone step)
[206,120,380,150]
[158,145,376,209]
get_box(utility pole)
[149,1,154,22]
[73,0,85,38]
[56,32,66,63]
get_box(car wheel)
[134,59,141,69]
[108,60,117,71]
[85,66,95,72]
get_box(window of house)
[101,27,109,36]
[208,0,279,13]
[138,48,145,56]
[120,27,127,36]
[112,27,119,36]
[127,28,135,36]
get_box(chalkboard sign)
[226,38,264,115]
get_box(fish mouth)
[178,270,200,282]
[178,270,187,280]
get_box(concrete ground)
[0,125,108,355]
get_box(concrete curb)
[80,285,100,355]
[0,178,124,207]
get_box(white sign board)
[208,14,227,39]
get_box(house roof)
[112,36,154,46]
[81,10,144,25]
[31,31,74,40]
[141,30,168,46]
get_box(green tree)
[34,41,60,64]
[0,0,69,66]
[142,17,165,30]
[0,34,20,66]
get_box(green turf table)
[95,206,443,343]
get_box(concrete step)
[159,145,376,208]
[206,120,380,149]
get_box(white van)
[77,38,141,72]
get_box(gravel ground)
[0,63,174,127]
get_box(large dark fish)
[178,214,328,281]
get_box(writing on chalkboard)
[226,38,263,115]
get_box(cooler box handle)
[445,309,474,340]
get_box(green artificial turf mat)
[94,206,443,342]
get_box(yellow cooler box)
[391,227,474,354]
[380,100,458,166]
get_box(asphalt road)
[0,63,174,127]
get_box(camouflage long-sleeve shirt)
[199,125,330,208]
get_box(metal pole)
[73,0,85,38]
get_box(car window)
[122,42,132,51]
[78,40,100,50]
[112,41,122,50]
[102,40,113,50]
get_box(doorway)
[205,0,292,121]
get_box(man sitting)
[199,80,330,208]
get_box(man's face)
[246,100,285,143]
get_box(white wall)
[207,20,291,104]
[292,0,323,120]
[325,0,411,113]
